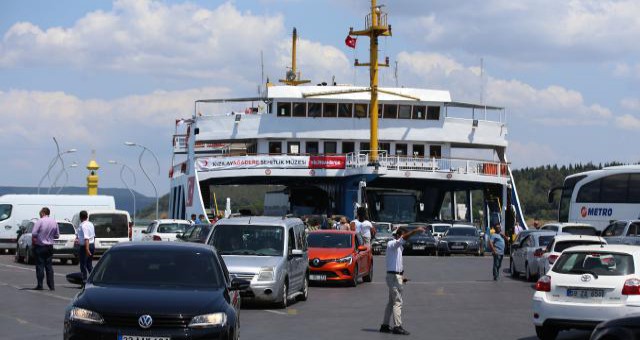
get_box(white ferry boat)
[168,2,526,233]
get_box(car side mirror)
[357,245,367,252]
[141,230,147,234]
[66,272,84,286]
[291,249,304,257]
[230,278,250,291]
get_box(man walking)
[351,207,374,245]
[489,223,506,281]
[380,226,425,335]
[77,210,95,282]
[31,207,59,290]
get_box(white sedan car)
[533,245,640,339]
[141,219,191,242]
[536,235,607,278]
[510,231,559,282]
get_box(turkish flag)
[345,35,357,48]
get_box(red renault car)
[307,230,373,286]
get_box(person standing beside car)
[489,223,506,281]
[380,226,425,335]
[31,207,59,290]
[77,210,95,282]
[351,207,374,245]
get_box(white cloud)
[615,114,640,130]
[613,63,640,79]
[0,1,285,82]
[621,98,640,111]
[507,141,560,169]
[397,51,613,126]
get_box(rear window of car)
[308,233,352,248]
[554,241,604,253]
[539,236,554,247]
[58,223,75,235]
[563,226,597,236]
[552,251,635,276]
[157,223,188,234]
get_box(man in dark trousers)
[77,210,95,282]
[489,223,506,281]
[380,226,425,335]
[31,207,59,290]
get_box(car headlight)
[69,307,104,324]
[335,255,352,265]
[257,267,275,281]
[189,312,227,328]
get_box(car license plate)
[119,336,170,340]
[413,245,426,250]
[451,245,464,250]
[309,274,326,281]
[566,289,604,299]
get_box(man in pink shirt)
[31,207,59,290]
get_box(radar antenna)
[279,27,311,86]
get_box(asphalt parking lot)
[0,254,592,340]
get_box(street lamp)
[51,162,79,194]
[37,137,77,194]
[108,160,137,224]
[125,141,160,220]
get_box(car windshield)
[0,204,11,222]
[553,251,634,276]
[90,213,128,238]
[308,233,352,248]
[563,226,597,236]
[405,226,433,236]
[210,225,284,256]
[58,223,75,235]
[432,225,450,233]
[90,247,224,288]
[157,223,188,234]
[539,236,554,247]
[603,223,626,237]
[447,228,476,237]
[554,241,604,252]
[374,224,391,235]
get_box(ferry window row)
[267,141,442,158]
[273,102,440,120]
[576,174,640,204]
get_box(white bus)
[0,194,115,253]
[549,165,640,231]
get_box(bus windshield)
[559,175,586,222]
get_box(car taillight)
[152,235,162,241]
[548,254,559,265]
[534,248,545,258]
[128,226,132,241]
[535,275,551,292]
[622,278,640,295]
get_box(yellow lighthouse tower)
[86,150,100,195]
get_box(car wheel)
[61,259,68,265]
[25,247,34,265]
[276,281,288,309]
[71,258,79,265]
[510,260,518,278]
[363,262,373,283]
[297,274,309,301]
[350,264,359,287]
[535,325,558,340]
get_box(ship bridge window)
[323,103,338,117]
[354,103,368,118]
[412,105,426,119]
[308,103,322,117]
[360,142,370,153]
[277,102,291,117]
[395,144,407,156]
[427,106,441,120]
[380,143,391,154]
[342,142,355,154]
[287,141,300,154]
[306,141,319,154]
[412,144,425,157]
[383,104,397,119]
[338,103,353,118]
[398,105,411,119]
[324,141,337,154]
[269,141,283,155]
[293,102,306,117]
[429,145,442,158]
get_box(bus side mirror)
[547,186,562,204]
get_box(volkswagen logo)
[581,274,592,282]
[312,258,320,267]
[138,315,153,329]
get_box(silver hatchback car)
[207,216,309,308]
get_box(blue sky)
[1,0,639,196]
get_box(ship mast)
[349,0,391,164]
[280,27,310,86]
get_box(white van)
[0,194,115,253]
[71,209,131,255]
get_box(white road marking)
[0,282,72,301]
[263,309,288,315]
[0,263,66,277]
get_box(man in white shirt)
[351,207,375,245]
[77,210,96,281]
[380,226,424,336]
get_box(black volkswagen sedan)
[64,242,248,340]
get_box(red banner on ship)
[309,156,346,169]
